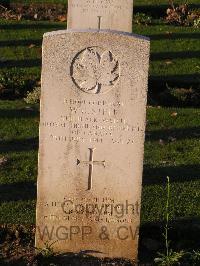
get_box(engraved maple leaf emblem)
[72,48,119,94]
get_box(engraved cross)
[97,16,102,30]
[77,148,105,191]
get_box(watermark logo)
[37,225,140,242]
[61,199,140,219]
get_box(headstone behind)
[67,0,133,32]
[36,29,150,261]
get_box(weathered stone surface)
[67,0,133,32]
[36,30,150,260]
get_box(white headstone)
[36,29,150,261]
[67,0,133,32]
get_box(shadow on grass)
[0,23,64,31]
[150,74,200,86]
[37,253,135,266]
[148,32,200,40]
[0,254,136,266]
[143,164,200,185]
[139,217,200,263]
[151,50,200,60]
[146,127,200,141]
[0,181,36,202]
[0,108,39,119]
[0,137,38,153]
[148,79,200,99]
[0,249,136,266]
[0,39,42,47]
[0,59,41,69]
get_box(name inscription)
[41,98,145,145]
[71,0,130,14]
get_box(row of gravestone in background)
[0,0,199,106]
[2,1,200,17]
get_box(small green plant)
[190,250,200,264]
[182,250,200,265]
[155,250,185,266]
[36,241,57,258]
[159,84,200,107]
[0,69,37,98]
[35,241,60,265]
[133,13,152,25]
[154,177,185,265]
[24,86,41,104]
[194,17,200,28]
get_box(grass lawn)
[0,2,199,264]
[0,19,199,97]
[0,100,200,224]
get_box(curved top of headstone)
[67,0,133,33]
[44,29,149,42]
